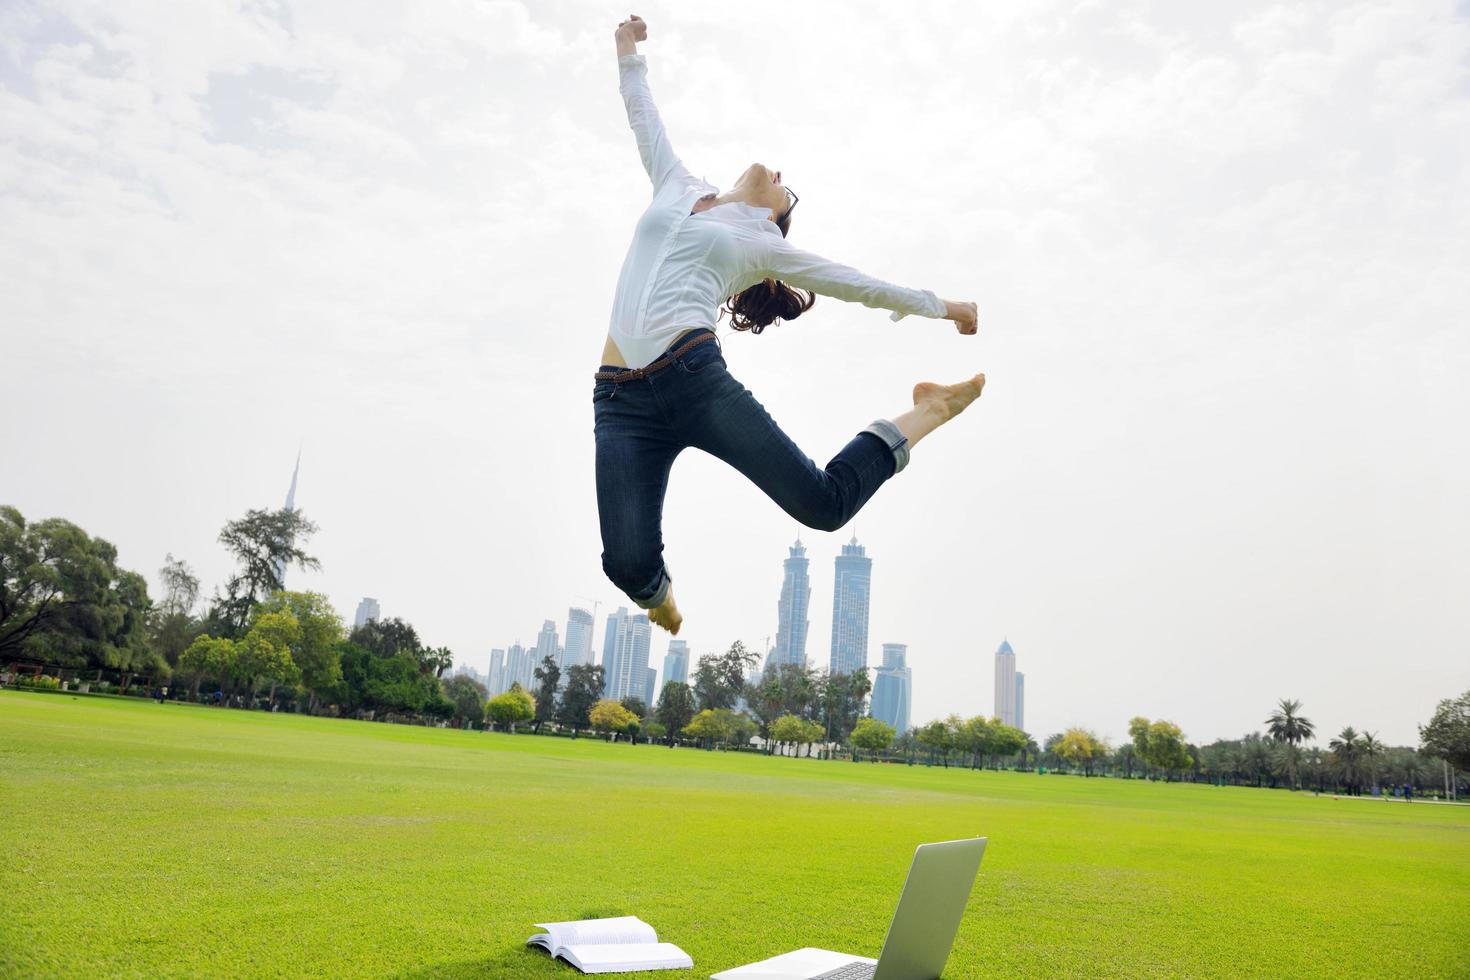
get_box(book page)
[563,942,693,973]
[534,916,657,949]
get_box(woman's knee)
[602,548,669,606]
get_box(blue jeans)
[593,328,910,610]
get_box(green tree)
[1144,720,1190,780]
[255,591,344,711]
[851,717,896,760]
[682,708,732,749]
[917,719,954,767]
[349,617,422,660]
[236,610,302,705]
[1419,690,1470,772]
[654,680,696,747]
[147,552,201,670]
[532,655,561,733]
[1056,727,1103,776]
[0,507,162,687]
[487,685,535,732]
[206,508,320,638]
[1265,698,1316,789]
[590,698,639,741]
[771,713,806,754]
[178,635,236,697]
[1128,716,1152,775]
[557,663,605,736]
[692,641,760,711]
[1329,727,1363,794]
[442,675,487,724]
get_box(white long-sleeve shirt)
[608,51,948,370]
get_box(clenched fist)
[616,14,648,42]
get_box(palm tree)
[1359,731,1383,794]
[1265,698,1316,790]
[1329,726,1362,795]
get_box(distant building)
[533,620,559,672]
[771,537,811,670]
[1014,671,1025,733]
[562,607,595,671]
[871,643,912,734]
[614,615,652,702]
[642,666,657,708]
[830,536,873,676]
[488,649,506,695]
[274,451,301,587]
[662,639,689,688]
[601,607,628,696]
[506,643,532,692]
[353,597,380,629]
[993,639,1017,728]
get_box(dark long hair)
[718,212,816,334]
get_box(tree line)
[4,504,1466,795]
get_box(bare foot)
[648,590,683,635]
[912,372,986,423]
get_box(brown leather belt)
[594,331,720,383]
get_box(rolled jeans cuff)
[862,419,910,474]
[631,565,673,610]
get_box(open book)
[526,916,692,974]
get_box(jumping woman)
[600,14,985,635]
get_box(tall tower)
[772,537,811,670]
[601,607,629,696]
[274,450,301,587]
[605,613,651,702]
[353,597,380,629]
[871,642,912,734]
[662,639,690,687]
[993,639,1017,727]
[488,649,506,695]
[829,535,873,676]
[532,620,559,675]
[562,607,595,670]
[1014,671,1026,732]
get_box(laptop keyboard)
[809,963,876,980]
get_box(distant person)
[595,14,985,635]
[214,689,223,706]
[1403,783,1412,802]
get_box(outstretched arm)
[756,235,979,334]
[614,15,694,196]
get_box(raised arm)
[755,234,978,332]
[614,15,694,196]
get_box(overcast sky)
[3,0,1467,747]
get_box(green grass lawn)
[2,691,1467,979]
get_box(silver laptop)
[712,837,987,980]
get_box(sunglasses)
[777,186,799,229]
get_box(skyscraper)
[506,643,531,692]
[772,537,811,670]
[871,642,912,734]
[830,535,873,676]
[601,607,629,696]
[603,610,652,702]
[662,639,690,687]
[353,597,380,629]
[275,451,301,587]
[642,666,657,708]
[488,649,506,695]
[1014,672,1025,733]
[533,620,559,671]
[993,639,1017,728]
[562,607,595,670]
